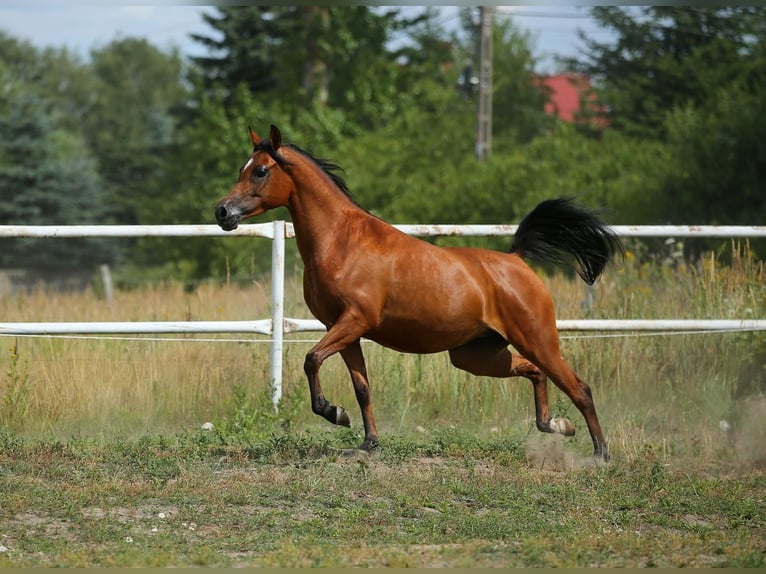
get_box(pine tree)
[0,87,117,271]
[570,7,766,138]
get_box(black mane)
[255,139,352,198]
[288,144,352,197]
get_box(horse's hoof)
[334,406,351,427]
[358,438,380,453]
[549,416,576,436]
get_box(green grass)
[0,429,763,567]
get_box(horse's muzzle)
[215,203,240,231]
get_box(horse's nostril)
[215,204,227,221]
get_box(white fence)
[2,221,766,409]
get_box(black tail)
[510,197,624,285]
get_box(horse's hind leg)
[448,338,575,437]
[513,340,609,461]
[518,357,576,437]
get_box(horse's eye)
[253,165,268,179]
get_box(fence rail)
[2,223,766,239]
[2,221,765,408]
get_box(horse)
[215,125,624,461]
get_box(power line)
[495,8,592,20]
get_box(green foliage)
[84,38,188,226]
[490,16,552,142]
[337,119,662,242]
[190,6,414,128]
[572,7,766,139]
[660,82,766,226]
[191,6,294,97]
[0,73,117,270]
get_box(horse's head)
[215,125,294,231]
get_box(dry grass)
[0,242,763,468]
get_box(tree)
[658,82,766,227]
[83,38,188,225]
[190,6,295,98]
[0,79,116,272]
[189,7,417,129]
[570,7,766,138]
[490,15,551,144]
[0,32,42,85]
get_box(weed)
[0,342,32,432]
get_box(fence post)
[270,220,286,410]
[99,264,113,308]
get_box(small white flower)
[151,526,158,533]
[719,419,731,432]
[158,512,166,519]
[124,537,133,544]
[201,422,214,431]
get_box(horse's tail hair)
[509,197,624,285]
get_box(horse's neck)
[287,170,370,265]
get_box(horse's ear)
[269,124,282,151]
[248,125,261,148]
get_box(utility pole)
[476,6,493,162]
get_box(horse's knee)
[304,352,321,376]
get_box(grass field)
[0,241,764,566]
[1,429,764,567]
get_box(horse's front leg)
[304,313,367,432]
[340,341,379,452]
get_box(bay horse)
[215,125,623,461]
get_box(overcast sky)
[0,5,611,73]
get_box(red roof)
[535,73,607,127]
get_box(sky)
[0,5,613,73]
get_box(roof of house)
[536,73,605,125]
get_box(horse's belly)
[366,319,484,354]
